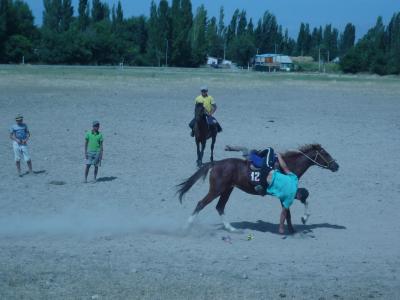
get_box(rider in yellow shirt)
[189,86,222,136]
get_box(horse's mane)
[283,143,321,157]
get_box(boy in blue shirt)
[9,114,33,177]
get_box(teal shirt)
[267,171,298,209]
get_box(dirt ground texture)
[0,66,399,299]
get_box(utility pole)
[223,43,226,61]
[165,39,168,67]
[318,46,321,72]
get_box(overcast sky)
[25,0,400,38]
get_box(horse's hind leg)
[216,187,237,232]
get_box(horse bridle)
[298,150,336,169]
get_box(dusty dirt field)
[0,66,399,299]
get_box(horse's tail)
[177,162,213,203]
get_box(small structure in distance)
[254,54,293,72]
[207,56,233,69]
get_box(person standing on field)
[84,121,103,183]
[9,114,33,177]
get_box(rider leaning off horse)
[189,86,222,137]
[227,145,309,234]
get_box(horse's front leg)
[199,141,206,166]
[196,140,202,167]
[210,134,216,162]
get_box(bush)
[5,35,33,63]
[340,48,361,73]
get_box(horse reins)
[297,150,335,169]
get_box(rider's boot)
[254,185,266,196]
[189,119,195,137]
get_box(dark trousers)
[189,118,222,132]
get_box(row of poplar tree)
[0,0,399,74]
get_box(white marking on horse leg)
[301,201,311,224]
[188,214,196,224]
[221,214,237,232]
[184,214,197,230]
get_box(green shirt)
[85,131,103,152]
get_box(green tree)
[310,26,323,59]
[190,4,207,66]
[339,23,355,56]
[1,0,37,62]
[237,10,247,36]
[157,0,170,65]
[43,0,62,32]
[386,12,400,74]
[78,0,90,30]
[230,34,255,67]
[0,0,7,58]
[92,0,109,23]
[321,24,340,61]
[254,11,279,54]
[5,34,32,62]
[339,47,360,73]
[206,16,219,58]
[124,16,148,65]
[225,9,238,46]
[60,0,73,31]
[89,20,115,64]
[170,0,193,66]
[340,16,388,74]
[296,23,312,56]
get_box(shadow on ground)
[231,220,346,235]
[33,170,46,174]
[96,176,118,182]
[19,170,47,177]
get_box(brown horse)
[194,103,217,167]
[177,144,339,233]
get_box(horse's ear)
[313,143,322,150]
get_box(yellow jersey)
[195,95,215,114]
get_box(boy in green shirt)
[84,121,103,183]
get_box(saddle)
[247,162,271,195]
[247,148,276,195]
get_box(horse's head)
[194,103,206,121]
[299,144,339,172]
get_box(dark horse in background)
[177,144,339,233]
[193,103,218,167]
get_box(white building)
[207,56,218,66]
